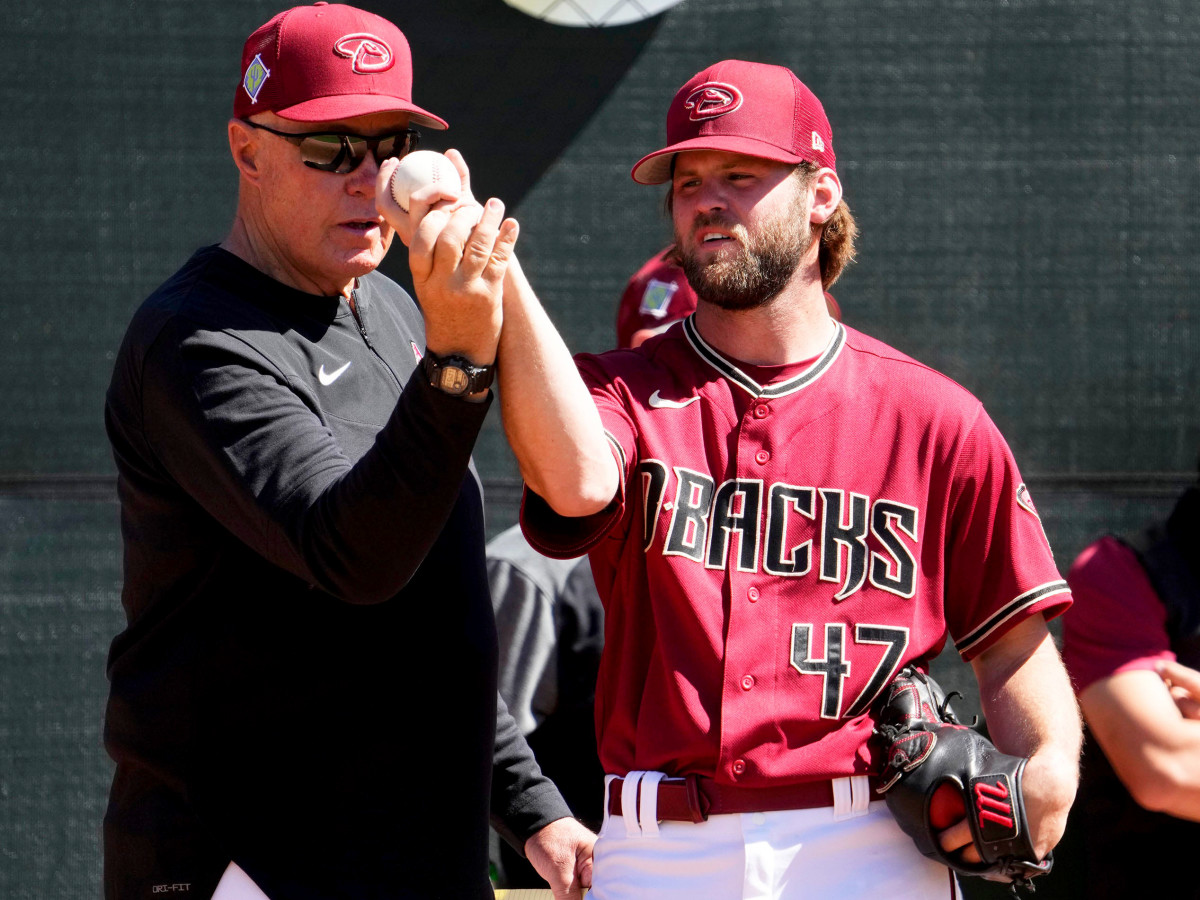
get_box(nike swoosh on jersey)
[318,361,352,385]
[648,390,699,409]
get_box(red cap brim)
[632,133,809,184]
[274,94,448,130]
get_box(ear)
[809,168,842,226]
[227,118,263,183]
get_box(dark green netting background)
[0,0,1196,896]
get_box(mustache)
[678,212,745,250]
[690,211,740,234]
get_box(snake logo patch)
[333,33,394,74]
[684,83,743,121]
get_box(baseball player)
[490,60,1081,898]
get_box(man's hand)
[523,816,595,899]
[934,748,1076,866]
[1160,660,1200,720]
[376,149,475,248]
[965,616,1081,865]
[377,150,518,365]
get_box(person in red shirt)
[1061,477,1200,896]
[483,59,1081,898]
[617,248,699,349]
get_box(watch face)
[439,366,471,394]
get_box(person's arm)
[1079,661,1200,821]
[496,256,619,518]
[490,693,595,896]
[488,536,561,735]
[939,616,1081,862]
[133,321,488,604]
[524,818,595,899]
[377,150,616,519]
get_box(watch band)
[422,351,495,397]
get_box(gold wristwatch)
[422,351,495,397]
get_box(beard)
[676,192,813,312]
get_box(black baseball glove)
[873,666,1052,889]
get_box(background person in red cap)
[102,4,593,899]
[616,247,698,349]
[481,59,1081,898]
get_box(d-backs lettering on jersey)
[523,318,1070,786]
[640,462,918,601]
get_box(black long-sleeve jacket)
[103,246,568,899]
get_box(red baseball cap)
[616,247,698,349]
[233,2,447,129]
[631,60,834,184]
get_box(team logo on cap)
[333,33,394,74]
[243,54,271,105]
[684,82,743,121]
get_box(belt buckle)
[684,773,709,823]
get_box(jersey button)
[741,675,754,690]
[754,450,770,465]
[747,586,760,602]
[732,759,746,776]
[753,404,770,419]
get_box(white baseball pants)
[591,773,958,900]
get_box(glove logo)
[971,775,1018,839]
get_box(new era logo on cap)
[631,59,836,184]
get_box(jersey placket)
[718,388,781,783]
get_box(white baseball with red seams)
[388,150,461,212]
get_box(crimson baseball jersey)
[523,316,1070,787]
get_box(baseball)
[389,150,461,213]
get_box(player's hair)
[663,161,858,289]
[795,163,857,289]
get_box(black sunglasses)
[241,120,421,174]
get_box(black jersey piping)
[954,579,1071,656]
[683,315,846,398]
